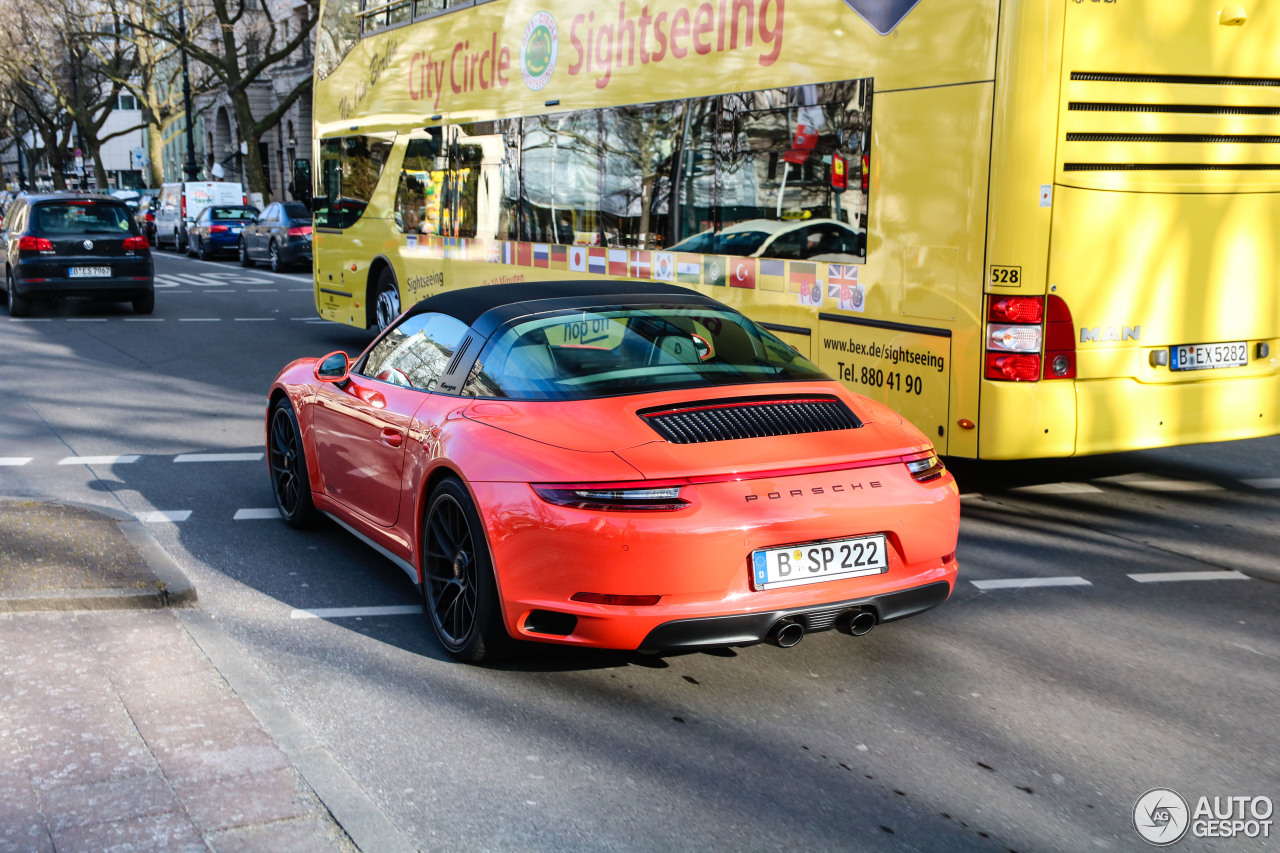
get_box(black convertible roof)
[404,280,719,328]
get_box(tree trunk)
[146,123,164,188]
[91,149,108,190]
[45,140,66,190]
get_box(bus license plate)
[751,534,888,591]
[1169,341,1248,371]
[69,266,110,278]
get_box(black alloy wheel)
[422,478,510,663]
[198,238,211,261]
[268,400,319,528]
[269,240,283,273]
[6,269,31,317]
[373,268,400,333]
[239,239,254,267]
[132,290,155,315]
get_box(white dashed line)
[0,458,33,466]
[1011,482,1104,495]
[124,318,165,322]
[234,318,276,322]
[178,318,221,322]
[175,452,263,463]
[1242,478,1280,490]
[290,288,313,292]
[136,510,192,523]
[1114,477,1223,492]
[58,455,140,466]
[7,318,51,322]
[972,576,1092,591]
[247,289,279,293]
[290,606,421,620]
[66,318,108,322]
[233,508,279,520]
[1129,571,1250,583]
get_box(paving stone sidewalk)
[0,499,361,852]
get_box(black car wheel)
[373,268,400,333]
[132,290,155,315]
[178,227,188,253]
[198,238,211,261]
[422,477,510,663]
[269,241,283,273]
[6,269,31,317]
[268,399,319,528]
[239,239,254,268]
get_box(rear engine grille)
[639,395,862,444]
[1063,71,1280,175]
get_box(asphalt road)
[3,249,1277,852]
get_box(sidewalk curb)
[180,610,418,853]
[0,497,198,612]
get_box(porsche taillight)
[984,295,1076,382]
[905,451,946,483]
[531,480,690,511]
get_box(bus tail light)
[1042,295,1076,379]
[985,353,1042,381]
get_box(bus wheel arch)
[367,258,400,333]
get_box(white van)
[153,181,246,251]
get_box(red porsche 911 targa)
[267,281,959,662]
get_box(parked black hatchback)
[1,193,155,317]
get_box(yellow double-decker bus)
[311,0,1280,460]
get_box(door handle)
[381,428,404,448]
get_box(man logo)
[842,0,924,35]
[1080,326,1141,343]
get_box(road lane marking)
[290,606,421,620]
[175,452,263,463]
[234,508,279,520]
[7,318,51,322]
[234,318,276,322]
[290,288,313,292]
[247,289,279,293]
[0,458,33,466]
[136,510,192,523]
[1111,476,1223,492]
[123,318,165,322]
[1011,482,1104,494]
[58,455,140,466]
[1129,571,1250,583]
[1242,478,1280,489]
[178,318,221,322]
[971,576,1092,590]
[66,318,108,322]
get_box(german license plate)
[1170,341,1248,371]
[751,534,888,591]
[69,266,110,278]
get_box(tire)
[239,239,254,267]
[185,234,195,257]
[372,268,400,333]
[422,477,510,663]
[197,238,211,261]
[6,270,31,317]
[268,399,320,529]
[269,241,283,273]
[132,290,155,315]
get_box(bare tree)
[140,0,318,198]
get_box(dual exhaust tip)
[766,609,876,648]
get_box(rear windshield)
[464,305,828,401]
[211,207,259,220]
[283,202,311,221]
[32,202,134,235]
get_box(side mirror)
[315,351,350,383]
